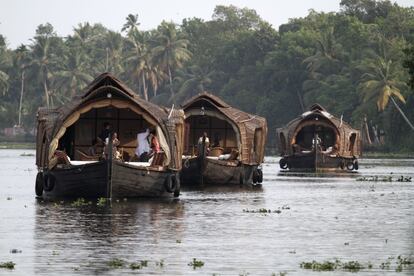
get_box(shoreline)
[0,142,36,149]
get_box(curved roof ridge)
[81,72,137,99]
[181,91,230,109]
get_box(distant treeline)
[0,0,414,151]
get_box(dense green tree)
[0,4,413,150]
[151,21,192,100]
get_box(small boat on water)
[35,73,185,199]
[276,104,361,172]
[180,92,267,186]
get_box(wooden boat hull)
[279,151,358,172]
[37,160,179,199]
[181,157,261,186]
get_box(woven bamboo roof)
[36,73,184,169]
[182,92,267,165]
[277,104,361,157]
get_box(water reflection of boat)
[277,104,361,172]
[180,92,267,186]
[35,73,184,199]
[33,199,185,275]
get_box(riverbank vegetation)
[0,1,413,150]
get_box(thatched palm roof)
[36,73,184,169]
[182,92,267,165]
[277,104,361,157]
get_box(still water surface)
[0,149,413,275]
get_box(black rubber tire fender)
[354,160,359,171]
[252,169,259,183]
[173,174,181,197]
[257,169,263,183]
[43,172,56,192]
[165,173,178,193]
[35,172,44,197]
[279,158,288,169]
[346,161,354,171]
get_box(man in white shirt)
[135,129,150,161]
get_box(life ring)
[165,174,178,193]
[257,169,263,183]
[35,172,44,197]
[346,161,354,171]
[279,158,288,169]
[353,160,359,170]
[43,172,56,192]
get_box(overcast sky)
[1,0,413,48]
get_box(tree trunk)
[18,70,25,126]
[296,88,305,112]
[390,96,414,131]
[168,65,174,99]
[43,77,50,108]
[363,116,372,145]
[142,73,148,101]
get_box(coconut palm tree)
[101,31,124,75]
[14,45,30,126]
[53,47,94,98]
[122,14,140,37]
[124,30,150,100]
[174,65,215,103]
[303,26,343,76]
[358,56,414,131]
[0,70,8,96]
[29,35,53,108]
[151,21,192,100]
[0,38,10,96]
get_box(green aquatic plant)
[156,259,164,267]
[129,262,142,270]
[357,175,412,182]
[300,260,339,271]
[243,208,282,214]
[342,261,364,271]
[20,152,34,156]
[107,258,125,268]
[0,261,15,269]
[71,198,91,207]
[176,239,181,243]
[396,176,412,182]
[397,255,414,265]
[96,197,107,207]
[140,260,148,267]
[188,258,204,269]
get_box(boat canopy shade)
[36,73,185,170]
[276,104,361,158]
[182,92,267,165]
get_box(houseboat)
[276,104,361,172]
[35,73,184,199]
[180,92,267,186]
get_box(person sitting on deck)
[148,129,160,157]
[87,139,100,156]
[134,129,150,162]
[197,132,210,156]
[104,132,121,159]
